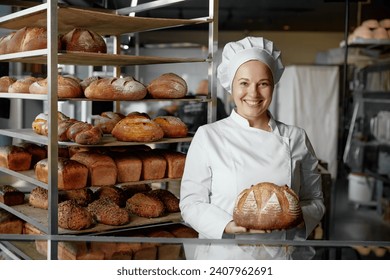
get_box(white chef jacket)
[179,109,325,259]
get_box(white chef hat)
[217,36,284,94]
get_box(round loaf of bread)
[147,73,187,99]
[66,121,103,145]
[126,192,165,218]
[29,186,49,210]
[233,182,303,230]
[0,76,16,92]
[29,75,83,98]
[8,77,43,93]
[84,77,147,100]
[58,200,94,230]
[149,189,180,213]
[153,116,188,138]
[111,117,164,142]
[93,111,125,134]
[126,111,151,120]
[61,28,107,53]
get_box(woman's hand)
[224,221,275,234]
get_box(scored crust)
[233,182,303,230]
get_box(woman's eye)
[240,81,248,86]
[259,82,269,88]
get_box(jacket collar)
[230,109,281,135]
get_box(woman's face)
[232,60,274,123]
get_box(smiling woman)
[179,36,325,260]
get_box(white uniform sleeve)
[299,130,326,239]
[179,127,233,239]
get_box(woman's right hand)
[224,221,247,234]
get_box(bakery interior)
[0,0,390,260]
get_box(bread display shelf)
[0,129,193,146]
[0,168,47,189]
[5,199,182,235]
[0,92,210,103]
[0,50,207,66]
[0,3,210,35]
[340,38,390,51]
[0,166,183,191]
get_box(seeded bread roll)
[0,145,32,171]
[29,186,49,210]
[35,157,89,190]
[149,189,180,213]
[112,116,164,142]
[0,76,16,92]
[29,75,83,98]
[120,184,152,200]
[70,152,117,186]
[126,192,165,218]
[93,185,125,207]
[233,182,303,230]
[147,73,187,99]
[153,116,188,138]
[0,185,25,206]
[61,28,107,53]
[84,77,147,101]
[94,111,125,134]
[58,200,94,230]
[60,188,94,206]
[87,197,129,226]
[8,77,43,93]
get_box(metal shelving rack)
[0,0,219,260]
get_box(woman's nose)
[247,84,259,96]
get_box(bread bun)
[126,192,165,218]
[361,19,380,29]
[59,188,94,207]
[147,73,187,99]
[93,111,125,134]
[61,28,107,53]
[153,116,188,138]
[352,25,373,39]
[8,77,43,93]
[379,18,390,29]
[29,186,49,209]
[126,111,151,119]
[87,197,129,226]
[149,189,179,213]
[233,182,303,230]
[58,200,94,230]
[373,27,389,39]
[29,75,83,98]
[0,76,16,92]
[112,116,164,142]
[84,77,147,100]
